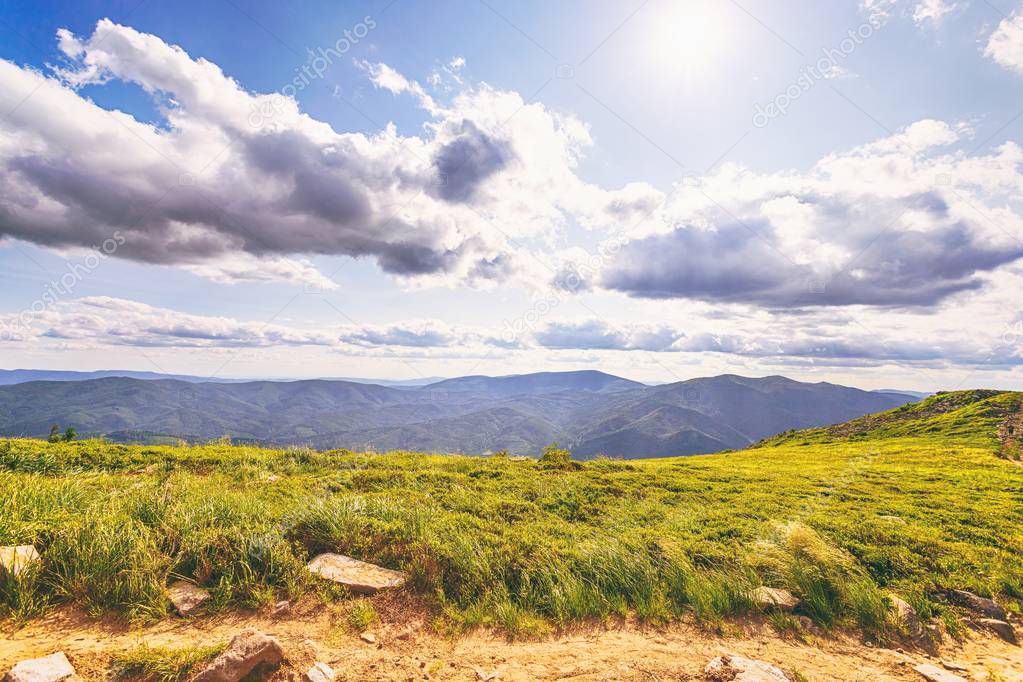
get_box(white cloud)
[912,0,960,25]
[822,64,858,80]
[338,319,516,350]
[985,8,1023,74]
[600,119,1023,307]
[357,59,441,114]
[533,320,683,352]
[861,0,961,26]
[860,0,900,24]
[0,21,639,291]
[1,292,1021,373]
[0,297,336,348]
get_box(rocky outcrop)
[168,580,210,616]
[948,590,1007,619]
[304,662,335,682]
[913,663,966,682]
[0,545,40,578]
[4,652,80,682]
[749,587,799,612]
[306,553,406,594]
[888,594,923,638]
[977,618,1017,644]
[193,630,284,682]
[704,653,790,681]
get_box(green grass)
[344,598,378,631]
[111,642,226,681]
[2,391,1022,641]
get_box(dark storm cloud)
[602,194,1023,308]
[433,120,513,202]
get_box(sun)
[647,1,730,76]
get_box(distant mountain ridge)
[0,370,916,458]
[0,369,444,387]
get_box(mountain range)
[0,369,442,387]
[0,370,919,458]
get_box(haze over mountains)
[0,369,441,387]
[0,370,918,458]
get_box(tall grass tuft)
[112,642,226,681]
[751,522,890,638]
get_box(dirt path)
[2,599,1021,681]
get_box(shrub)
[538,444,575,470]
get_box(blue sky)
[1,0,1022,389]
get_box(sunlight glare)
[648,1,729,76]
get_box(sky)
[1,0,1022,390]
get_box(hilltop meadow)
[1,390,1021,648]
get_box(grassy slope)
[1,390,1021,640]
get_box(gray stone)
[977,618,1017,644]
[360,632,376,644]
[304,662,335,682]
[0,545,40,578]
[704,653,790,681]
[193,629,284,682]
[889,594,923,638]
[306,553,406,594]
[949,590,1007,619]
[167,580,210,616]
[913,663,966,682]
[749,586,800,611]
[4,652,79,682]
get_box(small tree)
[63,427,76,442]
[47,425,61,443]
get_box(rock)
[193,629,284,682]
[704,653,790,681]
[795,616,823,637]
[0,545,41,578]
[913,663,966,682]
[949,590,1008,620]
[272,600,290,616]
[167,580,210,616]
[924,623,944,644]
[889,594,923,638]
[749,586,800,612]
[360,632,376,644]
[977,618,1017,644]
[306,553,406,595]
[304,662,335,682]
[940,660,968,672]
[4,653,79,682]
